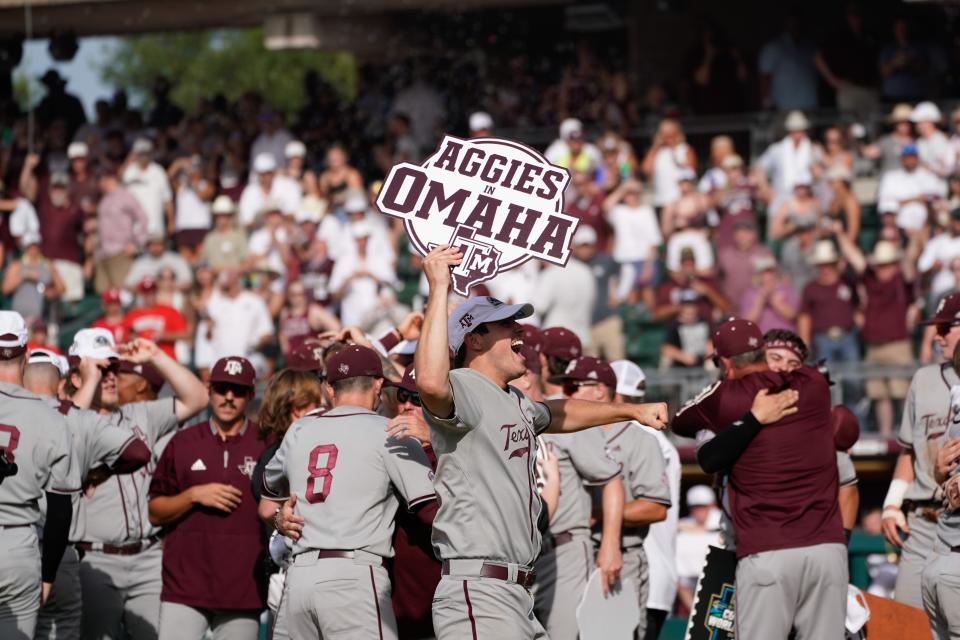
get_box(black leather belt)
[549,531,575,548]
[441,560,536,588]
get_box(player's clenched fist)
[190,482,243,513]
[423,245,463,290]
[632,402,668,430]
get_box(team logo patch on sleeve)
[376,135,578,296]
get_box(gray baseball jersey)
[597,421,671,547]
[81,398,179,544]
[836,451,857,488]
[423,367,552,566]
[899,363,957,501]
[541,429,620,536]
[0,382,77,524]
[263,405,435,558]
[937,384,960,547]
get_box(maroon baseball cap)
[520,345,541,375]
[116,360,165,391]
[548,356,617,388]
[520,324,544,353]
[286,339,325,374]
[209,356,256,388]
[542,327,582,360]
[391,364,418,393]
[325,345,383,383]
[711,318,764,358]
[921,293,960,326]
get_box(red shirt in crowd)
[860,268,913,344]
[149,421,267,610]
[673,366,844,558]
[123,305,187,359]
[800,278,858,334]
[91,316,129,345]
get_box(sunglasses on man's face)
[397,388,422,407]
[937,323,960,337]
[211,382,249,397]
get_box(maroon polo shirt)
[391,445,440,639]
[861,268,912,344]
[565,192,612,251]
[673,366,844,558]
[800,278,857,334]
[37,192,85,264]
[149,420,267,610]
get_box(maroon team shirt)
[800,278,857,334]
[673,366,844,558]
[37,193,85,264]
[861,268,912,343]
[565,192,612,251]
[149,420,267,610]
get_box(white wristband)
[883,478,909,510]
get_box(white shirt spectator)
[543,140,602,174]
[676,507,723,586]
[237,176,302,227]
[485,261,541,307]
[641,424,681,615]
[329,250,398,329]
[665,230,715,272]
[205,288,274,359]
[608,203,662,263]
[919,231,960,299]
[9,197,39,241]
[651,143,693,207]
[250,128,294,170]
[316,215,345,253]
[918,130,953,179]
[533,259,596,345]
[877,166,947,231]
[248,226,290,279]
[123,161,173,237]
[392,79,445,152]
[174,184,211,232]
[758,136,814,205]
[124,251,193,290]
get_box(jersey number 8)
[0,424,20,463]
[306,444,339,504]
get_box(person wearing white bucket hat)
[912,102,952,180]
[836,228,917,435]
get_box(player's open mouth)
[510,338,523,353]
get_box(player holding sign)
[415,245,667,639]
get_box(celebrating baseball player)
[22,348,151,640]
[673,318,846,639]
[261,345,438,639]
[884,292,960,607]
[415,245,667,639]
[68,329,208,639]
[0,311,79,638]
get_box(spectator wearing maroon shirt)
[148,356,267,640]
[673,319,846,639]
[383,365,440,639]
[66,142,99,217]
[653,249,730,323]
[836,232,918,436]
[797,240,860,367]
[565,170,612,252]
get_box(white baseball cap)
[69,328,120,360]
[687,484,716,507]
[469,111,494,132]
[573,225,597,246]
[610,359,646,398]
[18,231,42,248]
[211,195,236,215]
[559,118,583,140]
[253,152,277,174]
[350,220,373,239]
[67,141,89,159]
[784,110,810,132]
[132,138,154,155]
[0,311,28,359]
[285,140,307,158]
[911,101,942,124]
[28,348,68,376]
[448,297,534,353]
[344,194,368,214]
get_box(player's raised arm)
[543,398,668,434]
[119,338,208,421]
[415,245,463,419]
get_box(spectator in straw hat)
[757,111,815,212]
[798,239,859,369]
[238,153,301,229]
[836,229,918,435]
[864,103,916,175]
[201,196,248,271]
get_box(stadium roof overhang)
[0,0,564,38]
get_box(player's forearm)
[543,399,640,434]
[839,485,859,531]
[600,476,624,547]
[148,491,196,526]
[149,349,208,420]
[623,499,668,526]
[415,283,453,414]
[73,374,99,410]
[41,493,72,583]
[696,411,764,474]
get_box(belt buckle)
[827,327,844,340]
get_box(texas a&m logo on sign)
[376,135,577,296]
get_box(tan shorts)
[865,339,912,400]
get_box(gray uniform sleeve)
[898,375,917,448]
[530,401,552,435]
[37,409,79,494]
[628,430,672,506]
[382,437,436,509]
[133,399,179,448]
[262,429,292,500]
[423,370,484,431]
[568,428,621,485]
[836,451,858,487]
[84,412,140,473]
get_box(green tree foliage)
[99,29,356,116]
